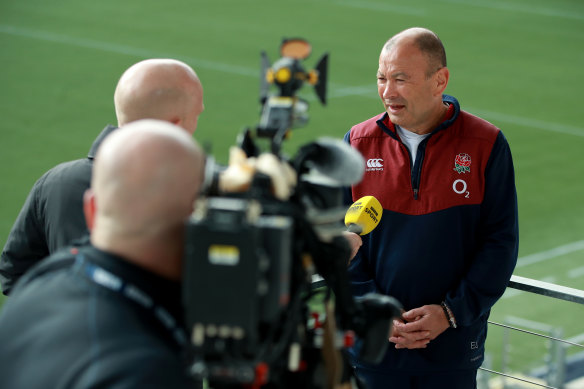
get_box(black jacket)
[0,125,117,295]
[0,244,195,388]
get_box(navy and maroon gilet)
[344,95,518,372]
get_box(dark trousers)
[354,368,477,389]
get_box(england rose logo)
[454,153,471,174]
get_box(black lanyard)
[75,254,188,347]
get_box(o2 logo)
[452,179,470,198]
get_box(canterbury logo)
[366,158,384,171]
[367,158,383,168]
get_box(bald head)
[114,59,204,134]
[377,27,450,134]
[86,119,205,278]
[383,27,446,78]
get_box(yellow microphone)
[344,196,383,235]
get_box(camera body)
[184,197,294,383]
[184,197,293,344]
[182,39,402,388]
[183,180,349,386]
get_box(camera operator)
[0,119,205,388]
[0,58,204,295]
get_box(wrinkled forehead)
[378,42,427,73]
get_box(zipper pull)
[413,188,419,200]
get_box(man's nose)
[381,81,397,100]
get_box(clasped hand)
[389,304,450,349]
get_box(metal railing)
[310,274,584,388]
[508,275,584,305]
[479,275,584,389]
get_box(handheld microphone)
[344,196,382,235]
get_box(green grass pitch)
[1,0,583,379]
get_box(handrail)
[480,275,584,388]
[487,321,583,349]
[509,275,584,305]
[312,274,584,389]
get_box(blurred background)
[1,0,583,387]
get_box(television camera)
[182,38,402,389]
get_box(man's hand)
[342,231,362,263]
[389,304,450,349]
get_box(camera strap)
[74,253,188,348]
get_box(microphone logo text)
[365,207,379,223]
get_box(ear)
[83,189,96,231]
[434,67,449,96]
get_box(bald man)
[344,28,518,388]
[0,59,204,295]
[114,59,204,133]
[0,120,204,388]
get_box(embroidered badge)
[454,153,471,174]
[366,158,384,172]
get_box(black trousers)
[354,367,477,389]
